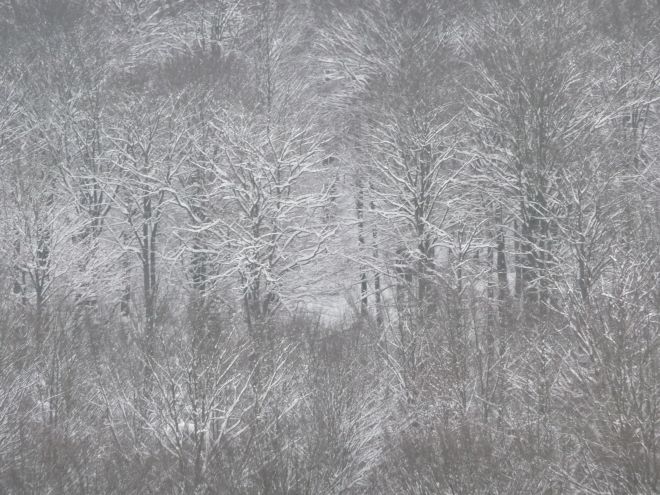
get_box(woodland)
[0,0,659,493]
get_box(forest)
[0,0,659,493]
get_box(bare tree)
[105,93,188,355]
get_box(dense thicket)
[0,1,658,493]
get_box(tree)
[467,1,594,314]
[175,1,333,344]
[105,93,188,356]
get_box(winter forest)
[0,0,659,493]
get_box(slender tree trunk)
[141,196,158,356]
[356,179,368,317]
[369,185,384,328]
